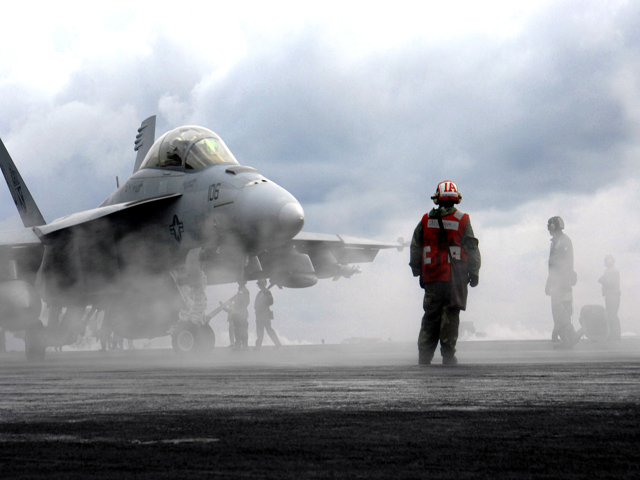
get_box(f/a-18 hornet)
[0,116,402,360]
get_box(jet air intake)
[268,249,318,289]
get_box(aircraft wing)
[34,193,182,237]
[291,231,403,264]
[0,228,45,286]
[206,231,403,287]
[0,227,42,247]
[0,194,183,286]
[292,231,402,248]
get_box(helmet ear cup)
[547,216,564,231]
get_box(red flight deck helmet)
[431,180,462,205]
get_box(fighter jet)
[0,116,402,360]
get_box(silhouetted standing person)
[231,282,250,350]
[545,216,581,349]
[409,181,481,365]
[222,301,236,347]
[599,255,621,341]
[254,279,281,348]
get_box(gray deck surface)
[1,339,639,479]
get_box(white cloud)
[1,0,639,346]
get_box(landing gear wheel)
[25,320,46,362]
[172,322,200,355]
[172,322,216,356]
[196,324,216,355]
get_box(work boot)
[442,355,458,366]
[553,330,581,350]
[418,350,432,365]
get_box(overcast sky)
[1,1,639,346]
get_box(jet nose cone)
[279,202,305,238]
[232,179,305,252]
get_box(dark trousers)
[418,282,460,360]
[605,295,621,340]
[231,314,249,348]
[550,287,579,342]
[255,314,281,347]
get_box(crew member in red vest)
[409,181,481,365]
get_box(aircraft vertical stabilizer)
[133,115,156,173]
[0,138,46,227]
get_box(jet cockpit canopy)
[140,126,240,171]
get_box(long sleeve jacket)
[546,232,574,290]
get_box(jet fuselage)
[101,162,305,258]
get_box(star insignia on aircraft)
[169,215,184,242]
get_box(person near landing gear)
[409,180,481,366]
[254,278,281,349]
[545,216,581,349]
[222,300,236,347]
[230,282,250,350]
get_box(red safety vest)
[421,209,469,282]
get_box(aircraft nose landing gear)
[170,248,216,356]
[171,322,216,356]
